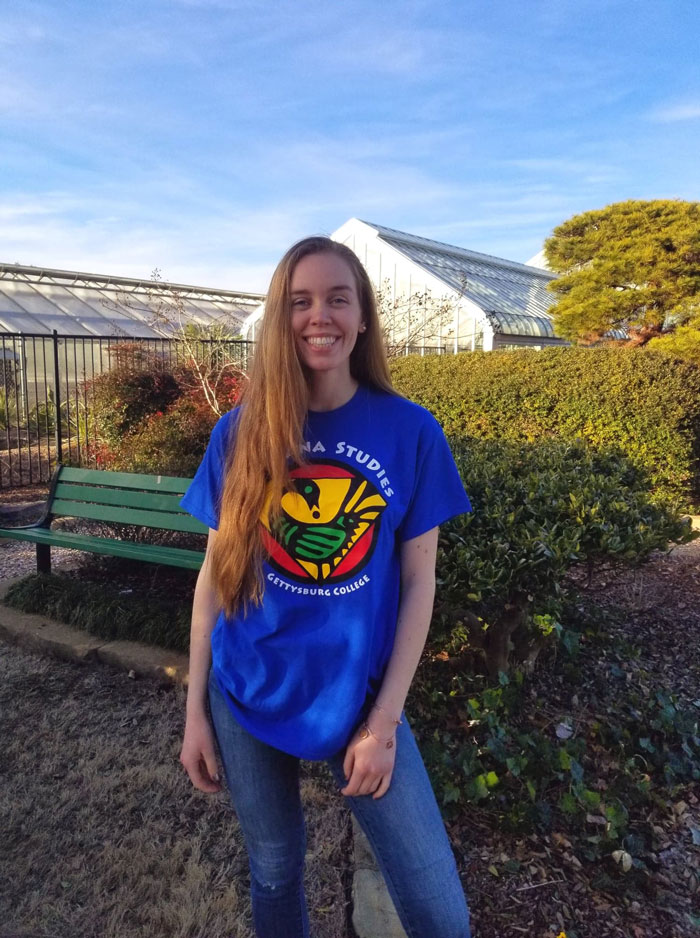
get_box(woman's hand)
[180,710,222,793]
[340,715,398,799]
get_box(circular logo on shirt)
[260,460,388,585]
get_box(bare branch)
[101,272,249,417]
[374,279,460,358]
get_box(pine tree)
[544,199,700,348]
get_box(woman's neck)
[307,372,359,412]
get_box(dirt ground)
[1,530,699,938]
[0,643,353,938]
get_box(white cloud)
[0,190,317,290]
[649,101,700,122]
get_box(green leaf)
[442,783,461,805]
[582,789,601,808]
[559,792,578,815]
[506,756,523,778]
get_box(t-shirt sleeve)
[179,411,236,530]
[399,412,472,541]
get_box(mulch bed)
[452,541,700,938]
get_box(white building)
[244,218,567,353]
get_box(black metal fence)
[0,331,472,492]
[0,331,254,491]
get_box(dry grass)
[0,645,354,938]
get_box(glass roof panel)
[0,309,52,335]
[0,269,261,336]
[0,287,30,315]
[3,282,68,318]
[383,237,557,338]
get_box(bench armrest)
[2,463,63,533]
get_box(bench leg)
[37,543,52,575]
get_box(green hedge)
[390,347,700,507]
[435,435,695,677]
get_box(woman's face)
[289,252,364,379]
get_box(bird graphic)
[260,461,387,584]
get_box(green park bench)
[0,465,207,575]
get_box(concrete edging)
[0,576,189,683]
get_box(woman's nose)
[309,303,332,322]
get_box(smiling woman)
[178,235,474,938]
[289,252,366,399]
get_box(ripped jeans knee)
[248,836,307,896]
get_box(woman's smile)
[304,335,340,347]
[290,252,364,381]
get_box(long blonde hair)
[210,236,395,619]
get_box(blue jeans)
[207,668,472,938]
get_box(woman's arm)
[340,526,438,799]
[180,528,224,793]
[185,528,222,713]
[372,525,438,727]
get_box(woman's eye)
[291,298,308,308]
[331,296,348,304]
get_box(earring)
[359,323,366,332]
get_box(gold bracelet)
[359,721,396,749]
[371,703,403,725]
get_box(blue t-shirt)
[180,383,472,760]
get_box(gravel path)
[1,536,81,579]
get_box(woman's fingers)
[203,749,221,787]
[372,774,391,799]
[343,769,385,798]
[342,745,354,783]
[181,748,220,792]
[341,724,398,797]
[198,760,222,793]
[340,756,369,796]
[180,716,222,793]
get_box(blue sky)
[1,0,699,291]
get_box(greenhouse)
[244,218,568,352]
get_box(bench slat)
[59,465,192,494]
[50,498,208,533]
[0,464,211,573]
[0,527,205,569]
[54,481,193,515]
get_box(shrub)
[83,343,181,450]
[435,435,696,677]
[3,571,193,651]
[408,622,700,873]
[390,346,700,507]
[82,343,244,474]
[98,394,220,475]
[0,386,19,430]
[27,390,57,435]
